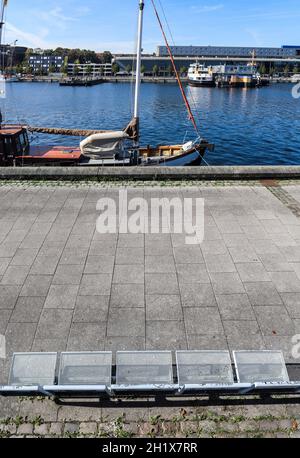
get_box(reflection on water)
[1,82,300,165]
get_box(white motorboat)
[188,63,215,87]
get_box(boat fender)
[182,141,193,152]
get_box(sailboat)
[0,0,213,167]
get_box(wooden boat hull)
[15,143,209,167]
[141,146,206,166]
[139,141,212,166]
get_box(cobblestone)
[79,422,98,435]
[33,423,49,436]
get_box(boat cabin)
[0,125,29,165]
[0,124,83,166]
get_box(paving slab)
[216,294,255,320]
[179,283,216,307]
[146,320,187,350]
[146,295,182,321]
[107,308,145,337]
[20,275,52,297]
[35,309,73,339]
[223,320,266,351]
[10,297,44,322]
[244,282,283,305]
[73,296,110,322]
[67,322,106,351]
[44,285,79,309]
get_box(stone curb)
[2,166,300,181]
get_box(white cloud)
[33,6,91,32]
[245,28,262,46]
[227,10,300,22]
[94,40,138,54]
[5,22,54,48]
[48,7,77,22]
[92,39,157,54]
[191,4,224,13]
[76,6,91,16]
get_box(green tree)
[44,49,54,56]
[167,64,173,76]
[60,63,68,75]
[86,65,93,76]
[48,64,56,74]
[259,64,266,75]
[24,48,33,60]
[112,63,120,75]
[15,64,23,74]
[284,64,290,75]
[24,65,33,75]
[293,65,300,74]
[152,64,159,76]
[73,60,80,76]
[19,60,28,73]
[269,66,275,76]
[141,65,146,74]
[102,51,112,63]
[125,64,132,74]
[180,66,188,76]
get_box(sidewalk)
[1,180,300,436]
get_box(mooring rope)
[27,127,113,136]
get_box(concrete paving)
[1,181,300,435]
[0,182,300,373]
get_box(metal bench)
[114,351,176,394]
[0,352,57,396]
[1,350,300,399]
[233,350,300,394]
[43,351,113,396]
[175,350,252,395]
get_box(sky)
[2,0,300,53]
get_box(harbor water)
[1,81,300,165]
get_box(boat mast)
[0,0,6,127]
[0,0,6,52]
[133,0,144,141]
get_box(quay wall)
[17,76,294,84]
[2,166,300,181]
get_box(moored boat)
[214,64,264,88]
[0,124,213,167]
[59,77,104,86]
[292,74,300,83]
[188,63,215,87]
[4,75,20,83]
